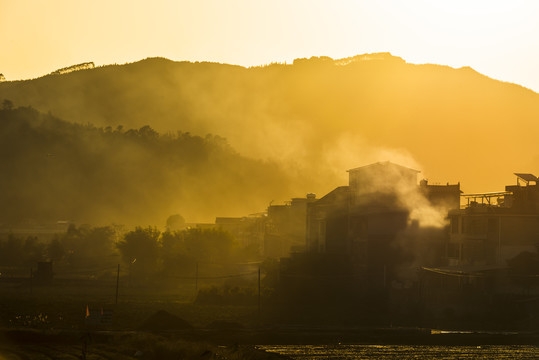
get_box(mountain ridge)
[1,53,539,196]
[5,53,535,94]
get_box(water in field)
[257,344,539,359]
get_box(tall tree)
[117,226,161,282]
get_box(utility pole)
[258,266,261,325]
[115,264,120,304]
[195,262,199,293]
[30,268,33,296]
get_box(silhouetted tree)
[0,234,24,266]
[22,236,45,266]
[117,226,160,281]
[46,237,65,262]
[160,230,196,276]
[59,224,117,268]
[166,214,185,232]
[1,99,13,110]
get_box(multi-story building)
[306,161,460,265]
[215,194,317,259]
[215,214,266,250]
[280,161,460,323]
[446,173,539,266]
[264,194,317,258]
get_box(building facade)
[446,173,539,266]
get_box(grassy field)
[0,274,262,327]
[0,276,285,360]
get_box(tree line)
[0,224,260,282]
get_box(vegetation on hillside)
[0,105,292,225]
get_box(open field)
[1,275,538,360]
[0,275,284,359]
[0,275,261,330]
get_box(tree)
[46,237,65,262]
[117,227,161,281]
[0,234,23,266]
[84,226,117,259]
[160,230,196,276]
[166,214,185,232]
[59,224,118,268]
[22,236,45,266]
[1,99,13,110]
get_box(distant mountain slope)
[0,106,292,225]
[1,53,539,193]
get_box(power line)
[167,271,258,280]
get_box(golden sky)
[1,0,538,92]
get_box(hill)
[1,53,539,195]
[0,106,293,225]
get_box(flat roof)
[347,161,420,173]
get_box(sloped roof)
[316,186,350,205]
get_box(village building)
[420,173,539,327]
[445,173,539,266]
[280,162,460,322]
[210,162,539,326]
[215,195,317,259]
[306,162,460,265]
[264,194,317,258]
[215,214,266,250]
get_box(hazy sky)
[1,0,538,92]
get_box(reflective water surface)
[257,344,539,359]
